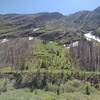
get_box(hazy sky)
[0,0,100,15]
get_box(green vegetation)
[0,6,100,99]
[4,40,73,72]
[0,79,99,100]
[0,40,100,100]
[0,79,7,94]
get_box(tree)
[85,85,90,95]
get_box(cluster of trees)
[1,34,100,72]
[0,38,73,71]
[70,35,100,71]
[0,38,35,70]
[33,41,72,70]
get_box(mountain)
[0,12,63,37]
[0,7,100,44]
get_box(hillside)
[0,7,100,44]
[0,6,100,100]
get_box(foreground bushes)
[0,88,99,100]
[47,79,96,95]
[0,71,99,100]
[0,70,100,91]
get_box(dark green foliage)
[57,86,60,95]
[85,85,90,95]
[30,85,34,92]
[41,61,46,68]
[56,51,59,56]
[14,73,22,89]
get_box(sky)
[0,0,100,15]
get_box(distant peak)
[35,12,63,15]
[94,6,100,13]
[50,12,63,15]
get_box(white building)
[29,37,33,41]
[84,31,100,42]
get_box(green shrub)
[0,79,7,94]
[83,82,96,95]
[47,83,58,93]
[59,79,96,94]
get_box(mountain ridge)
[0,7,100,43]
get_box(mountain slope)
[0,12,63,38]
[0,7,100,43]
